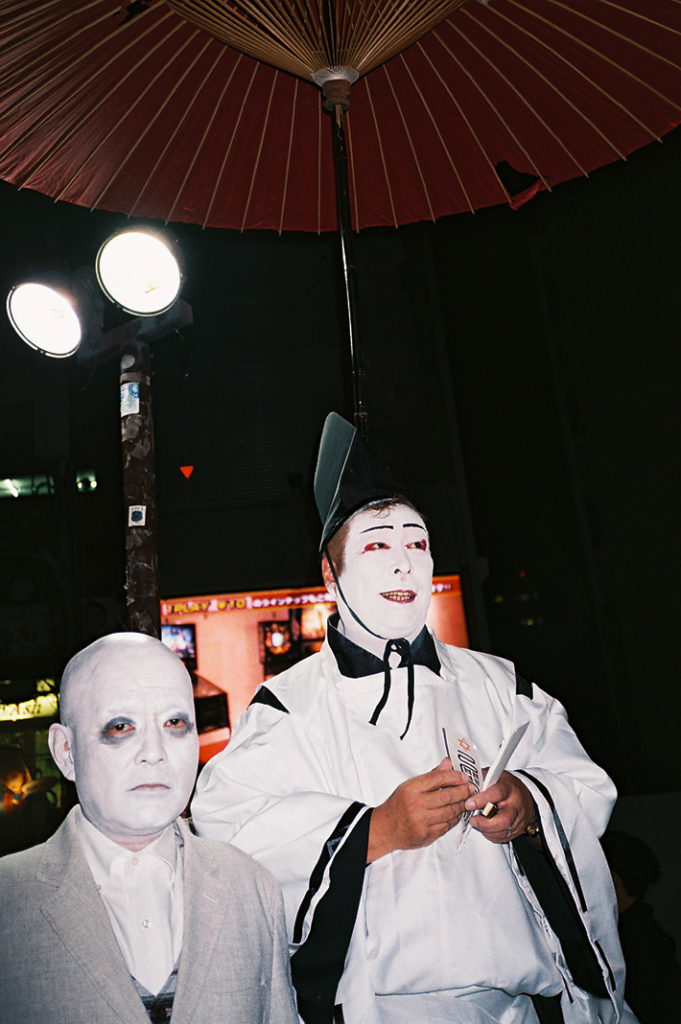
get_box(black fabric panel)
[291,808,372,1024]
[292,801,366,944]
[249,686,289,713]
[327,613,440,679]
[531,992,565,1024]
[512,808,610,999]
[515,672,534,697]
[518,770,587,911]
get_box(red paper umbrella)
[1,0,680,233]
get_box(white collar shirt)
[74,806,184,995]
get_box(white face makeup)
[327,503,434,651]
[49,636,198,851]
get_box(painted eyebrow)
[359,522,426,534]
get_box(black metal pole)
[325,81,368,440]
[119,337,161,638]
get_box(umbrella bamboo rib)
[0,6,150,121]
[364,76,398,227]
[401,48,480,213]
[346,116,360,231]
[52,24,203,203]
[161,49,239,225]
[233,0,322,66]
[541,0,681,49]
[236,0,322,51]
[316,3,335,68]
[418,35,513,207]
[481,6,628,160]
[0,15,184,179]
[91,35,216,214]
[0,0,94,38]
[171,21,309,79]
[315,0,336,66]
[279,77,300,234]
[170,0,320,75]
[470,9,601,172]
[317,98,323,234]
[443,19,551,190]
[334,0,357,65]
[343,0,383,64]
[241,69,279,230]
[381,64,435,222]
[509,0,681,118]
[348,0,466,75]
[203,57,257,229]
[238,0,320,53]
[168,0,468,78]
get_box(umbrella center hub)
[313,68,359,112]
[312,67,359,87]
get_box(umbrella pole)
[327,86,367,440]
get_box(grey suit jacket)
[0,807,299,1024]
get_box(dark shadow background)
[1,125,679,801]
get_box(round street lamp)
[6,282,81,358]
[95,230,182,316]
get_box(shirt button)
[131,857,139,866]
[141,919,150,929]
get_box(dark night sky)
[1,124,680,796]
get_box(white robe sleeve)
[460,648,617,834]
[191,688,370,948]
[516,683,617,834]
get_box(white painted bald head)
[49,632,198,851]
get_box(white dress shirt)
[75,807,184,995]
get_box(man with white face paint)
[0,632,298,1024]
[192,414,637,1024]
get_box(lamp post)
[6,229,191,640]
[108,303,193,636]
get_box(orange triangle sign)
[180,466,194,479]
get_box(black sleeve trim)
[515,672,534,698]
[291,805,371,1024]
[292,800,366,943]
[249,686,289,713]
[517,769,586,911]
[514,771,612,999]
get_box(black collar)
[327,613,441,679]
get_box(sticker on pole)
[128,505,146,527]
[120,381,140,417]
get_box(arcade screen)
[161,576,468,763]
[160,623,197,672]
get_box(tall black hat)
[314,412,405,551]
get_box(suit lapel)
[38,810,149,1024]
[173,823,235,1019]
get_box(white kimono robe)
[192,629,634,1024]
